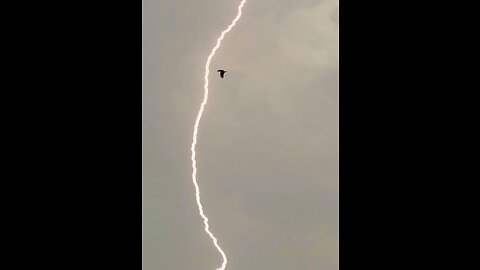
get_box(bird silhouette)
[217,69,227,78]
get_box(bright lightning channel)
[190,1,248,270]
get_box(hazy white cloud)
[143,0,338,269]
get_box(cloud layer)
[143,0,338,269]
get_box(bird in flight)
[217,69,227,78]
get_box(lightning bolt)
[190,1,247,270]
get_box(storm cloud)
[143,0,338,269]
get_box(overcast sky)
[143,0,338,269]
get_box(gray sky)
[143,0,338,269]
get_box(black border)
[16,1,142,269]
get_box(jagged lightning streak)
[190,1,247,270]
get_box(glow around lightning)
[190,1,247,270]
